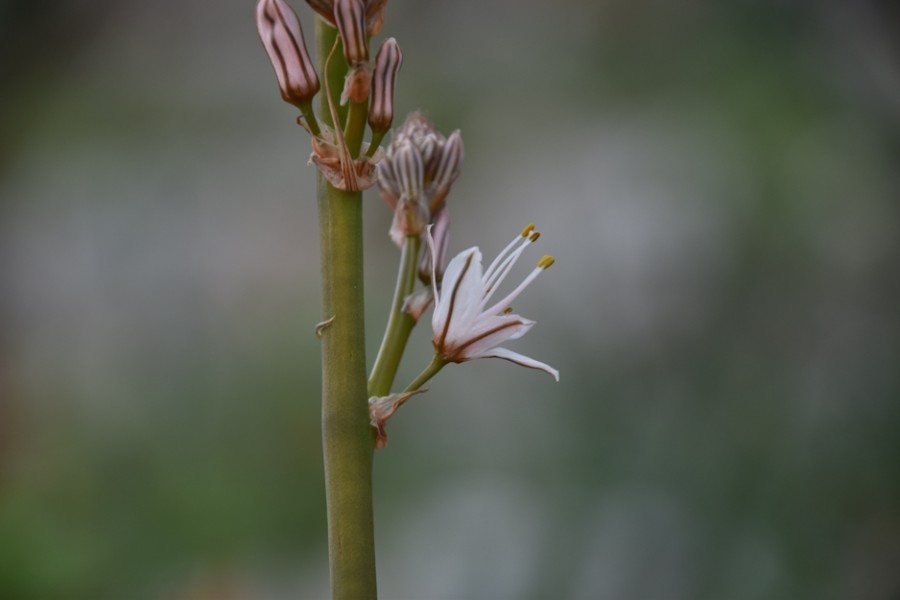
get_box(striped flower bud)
[427,130,463,213]
[305,0,334,22]
[305,0,388,36]
[393,140,424,200]
[334,0,368,66]
[368,38,402,133]
[256,0,320,108]
[377,113,464,209]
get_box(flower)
[428,224,559,381]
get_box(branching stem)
[368,234,422,397]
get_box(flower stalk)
[404,355,446,393]
[257,1,558,594]
[368,234,422,397]
[315,18,377,600]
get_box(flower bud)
[334,0,368,66]
[393,140,424,200]
[364,0,388,35]
[305,0,388,36]
[368,38,402,133]
[305,0,334,23]
[375,159,401,208]
[427,130,463,213]
[256,0,320,108]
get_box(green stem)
[299,102,321,137]
[368,235,422,397]
[365,130,386,158]
[316,19,377,600]
[404,355,447,393]
[345,98,369,158]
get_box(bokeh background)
[2,0,899,598]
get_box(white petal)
[483,265,544,317]
[448,314,534,358]
[476,347,559,381]
[432,247,484,347]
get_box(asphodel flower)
[427,225,559,381]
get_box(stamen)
[483,226,535,285]
[503,306,513,314]
[538,255,555,269]
[529,231,540,242]
[483,266,545,317]
[482,233,535,305]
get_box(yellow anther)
[503,306,513,314]
[521,223,536,238]
[529,231,541,242]
[538,255,555,269]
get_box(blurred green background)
[2,0,899,598]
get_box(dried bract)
[369,389,427,448]
[310,129,381,191]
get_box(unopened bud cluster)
[377,113,463,246]
[256,0,402,190]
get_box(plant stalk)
[404,355,447,393]
[316,19,377,600]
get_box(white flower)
[427,224,559,381]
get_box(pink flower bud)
[256,0,320,107]
[427,130,463,213]
[334,0,368,66]
[368,38,402,133]
[305,0,388,37]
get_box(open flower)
[428,224,559,381]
